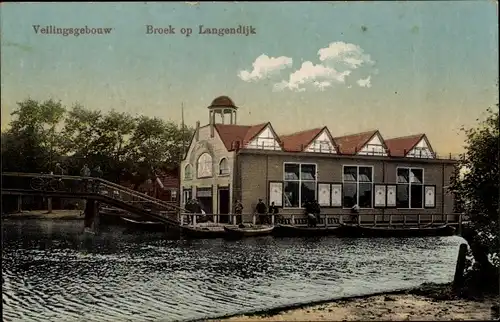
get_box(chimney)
[195,121,200,141]
[210,112,214,138]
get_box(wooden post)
[324,214,328,227]
[453,243,468,291]
[252,214,256,225]
[417,214,421,227]
[291,215,295,226]
[357,214,361,225]
[16,195,22,213]
[431,214,434,224]
[193,214,197,226]
[389,214,393,226]
[403,214,406,227]
[83,199,96,229]
[47,197,53,214]
[373,214,377,226]
[180,215,184,225]
[271,214,275,225]
[339,215,343,224]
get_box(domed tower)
[208,96,238,125]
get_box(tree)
[448,105,499,295]
[2,99,66,172]
[124,116,194,188]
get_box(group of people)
[303,200,321,227]
[254,199,281,225]
[80,164,103,178]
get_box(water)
[2,220,464,322]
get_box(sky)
[1,1,498,155]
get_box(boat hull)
[181,226,227,239]
[223,225,274,239]
[273,224,339,237]
[336,224,456,238]
[120,217,166,233]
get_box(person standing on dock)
[234,200,243,224]
[351,204,360,224]
[255,199,268,225]
[304,200,317,227]
[91,165,103,193]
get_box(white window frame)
[283,162,318,209]
[342,164,374,209]
[307,140,335,153]
[218,157,230,176]
[184,164,192,180]
[396,166,425,209]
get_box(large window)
[283,163,317,208]
[342,165,373,208]
[197,153,213,178]
[396,167,424,208]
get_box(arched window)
[197,153,213,178]
[184,164,192,180]
[219,158,230,175]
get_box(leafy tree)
[2,99,66,172]
[448,105,499,295]
[124,116,193,188]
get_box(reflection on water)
[2,220,464,322]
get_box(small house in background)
[180,96,458,223]
[120,168,180,205]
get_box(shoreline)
[205,283,498,321]
[2,210,84,221]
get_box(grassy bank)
[2,210,83,220]
[208,283,499,321]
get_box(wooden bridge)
[1,172,186,229]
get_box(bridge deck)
[1,172,187,226]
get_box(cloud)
[318,41,374,69]
[356,76,372,88]
[238,54,293,82]
[273,61,350,92]
[272,41,375,92]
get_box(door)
[218,188,230,223]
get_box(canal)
[2,220,464,322]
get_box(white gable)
[406,137,435,159]
[357,133,388,156]
[245,125,282,151]
[304,130,337,153]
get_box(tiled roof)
[280,127,325,152]
[214,123,269,151]
[333,130,379,155]
[385,134,425,157]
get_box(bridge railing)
[1,172,188,221]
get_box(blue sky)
[1,1,498,154]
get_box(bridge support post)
[47,197,53,214]
[83,199,97,229]
[16,195,23,213]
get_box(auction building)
[180,96,458,223]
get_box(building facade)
[181,96,457,223]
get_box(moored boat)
[180,225,227,239]
[120,217,166,233]
[336,223,456,238]
[272,224,339,237]
[224,225,274,239]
